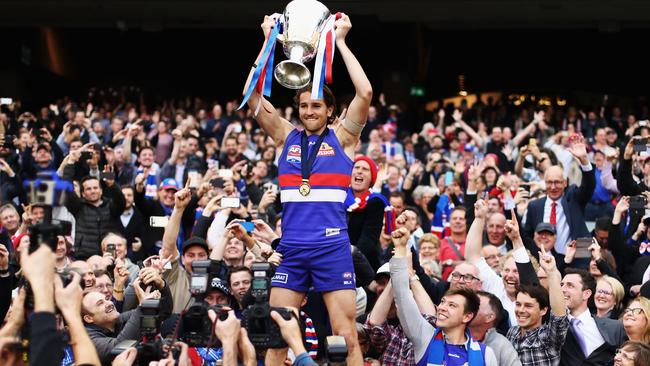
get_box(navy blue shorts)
[271,243,356,292]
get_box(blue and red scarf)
[345,188,396,234]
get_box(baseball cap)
[535,222,556,235]
[160,178,180,191]
[375,262,390,279]
[182,236,209,255]
[209,277,231,296]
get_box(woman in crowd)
[595,275,625,319]
[418,233,441,278]
[622,296,650,343]
[613,341,650,366]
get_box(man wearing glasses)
[522,134,595,258]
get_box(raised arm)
[367,281,394,326]
[539,249,565,316]
[242,15,294,148]
[161,182,191,260]
[465,199,488,264]
[332,14,373,152]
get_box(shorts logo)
[343,272,353,279]
[287,145,301,163]
[317,142,335,157]
[325,228,340,237]
[272,272,289,284]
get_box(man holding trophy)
[241,1,372,364]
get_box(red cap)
[354,156,378,186]
[484,153,499,166]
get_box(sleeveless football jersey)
[277,128,353,247]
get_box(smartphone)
[80,151,93,160]
[188,170,200,189]
[232,124,243,133]
[263,182,278,194]
[149,216,169,227]
[110,340,138,356]
[575,237,592,259]
[100,171,115,181]
[445,171,454,186]
[207,158,219,170]
[528,138,537,146]
[633,138,648,153]
[639,120,649,127]
[629,195,647,210]
[210,178,225,189]
[221,197,240,208]
[240,221,255,233]
[106,243,116,258]
[0,98,13,105]
[218,169,233,178]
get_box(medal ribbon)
[238,16,282,110]
[300,128,330,186]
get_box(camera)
[110,299,166,365]
[178,260,228,347]
[325,336,348,364]
[630,195,647,211]
[1,134,15,148]
[240,262,292,349]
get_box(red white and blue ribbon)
[238,16,282,110]
[311,13,340,99]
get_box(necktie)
[550,201,557,225]
[570,318,589,357]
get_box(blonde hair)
[598,275,625,306]
[419,233,440,249]
[624,297,650,343]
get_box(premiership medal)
[299,180,311,196]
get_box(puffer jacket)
[63,166,126,260]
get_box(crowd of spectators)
[1,86,650,365]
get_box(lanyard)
[299,127,329,195]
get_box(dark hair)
[623,341,650,366]
[228,266,253,286]
[139,145,155,156]
[404,206,421,226]
[564,267,596,294]
[389,191,406,203]
[477,290,504,326]
[595,217,611,232]
[444,287,480,322]
[539,148,559,166]
[450,206,467,217]
[516,283,550,311]
[80,176,100,192]
[293,83,337,124]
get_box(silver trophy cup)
[274,0,331,89]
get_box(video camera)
[240,262,293,349]
[177,260,229,347]
[24,171,74,253]
[111,299,167,366]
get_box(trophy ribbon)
[310,13,340,100]
[239,16,283,110]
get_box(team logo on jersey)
[287,145,301,163]
[342,272,353,279]
[317,142,335,157]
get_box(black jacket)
[133,188,199,257]
[29,312,65,366]
[347,196,385,271]
[63,168,126,260]
[117,206,146,262]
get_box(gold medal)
[299,181,311,196]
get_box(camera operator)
[1,245,101,366]
[83,266,172,365]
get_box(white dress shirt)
[568,308,605,356]
[120,207,134,228]
[544,197,568,254]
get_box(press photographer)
[83,264,172,365]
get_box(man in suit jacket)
[523,135,595,255]
[118,185,145,262]
[560,268,627,366]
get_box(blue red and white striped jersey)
[277,128,353,247]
